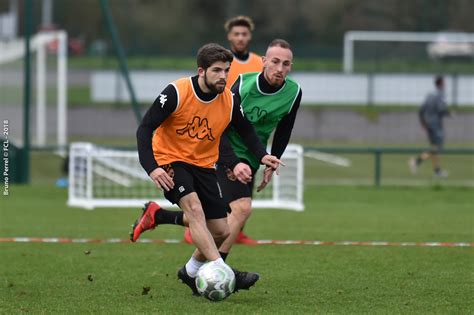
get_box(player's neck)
[231,48,250,62]
[194,76,217,101]
[260,72,284,93]
[197,76,211,93]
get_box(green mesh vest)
[227,72,300,170]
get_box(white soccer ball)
[195,261,235,301]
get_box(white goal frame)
[68,142,304,211]
[0,30,68,151]
[343,30,474,73]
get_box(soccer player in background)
[131,43,282,296]
[184,15,264,245]
[409,75,451,177]
[225,15,263,89]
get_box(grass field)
[1,181,473,313]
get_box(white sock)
[185,256,205,278]
[213,257,225,266]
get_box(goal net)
[68,142,304,211]
[0,31,67,151]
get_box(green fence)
[305,147,474,187]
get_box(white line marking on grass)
[0,237,472,248]
[304,151,351,167]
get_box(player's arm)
[219,130,240,171]
[257,89,302,192]
[270,88,302,159]
[229,92,283,171]
[219,75,245,170]
[136,84,177,190]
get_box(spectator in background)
[409,75,451,178]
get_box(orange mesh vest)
[152,77,233,168]
[226,52,263,88]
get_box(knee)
[232,201,252,221]
[186,203,206,223]
[211,225,230,242]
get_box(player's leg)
[214,164,260,291]
[430,129,448,177]
[178,165,232,295]
[179,192,222,261]
[219,197,252,253]
[409,127,435,174]
[129,164,186,242]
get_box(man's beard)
[204,73,226,94]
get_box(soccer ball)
[195,261,235,301]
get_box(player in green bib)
[225,71,300,170]
[216,39,302,273]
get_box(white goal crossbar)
[343,31,474,73]
[68,142,304,211]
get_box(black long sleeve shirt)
[136,75,267,175]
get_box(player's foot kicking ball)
[232,268,260,292]
[177,266,200,296]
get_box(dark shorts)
[216,159,257,206]
[161,162,230,220]
[427,126,444,148]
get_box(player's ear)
[197,67,205,77]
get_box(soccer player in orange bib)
[184,15,263,245]
[131,43,282,296]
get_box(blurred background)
[1,0,473,189]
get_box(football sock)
[219,251,228,262]
[185,256,205,277]
[155,209,184,226]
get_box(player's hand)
[233,162,252,184]
[149,168,174,191]
[257,166,274,192]
[261,154,285,170]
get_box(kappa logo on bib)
[176,116,215,141]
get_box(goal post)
[0,30,68,151]
[68,142,305,211]
[343,31,474,73]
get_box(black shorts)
[216,159,257,205]
[427,126,444,148]
[161,162,230,220]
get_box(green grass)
[1,183,473,313]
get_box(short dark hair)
[196,43,233,70]
[435,75,444,87]
[224,15,255,32]
[268,39,291,50]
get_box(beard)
[204,73,226,94]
